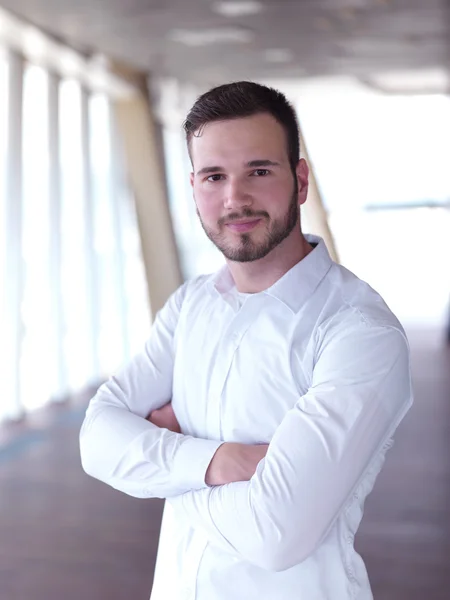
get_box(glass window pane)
[59,79,90,391]
[20,64,52,412]
[0,51,10,422]
[90,94,124,374]
[0,51,8,278]
[120,187,151,354]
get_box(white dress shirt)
[80,235,413,600]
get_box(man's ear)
[296,159,309,205]
[190,172,194,188]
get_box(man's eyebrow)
[196,166,223,176]
[196,160,280,176]
[246,159,281,168]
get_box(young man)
[80,81,413,600]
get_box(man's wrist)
[205,442,269,486]
[205,443,228,486]
[205,443,256,486]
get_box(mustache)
[218,209,269,227]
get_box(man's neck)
[226,232,314,294]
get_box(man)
[80,81,413,600]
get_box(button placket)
[205,316,244,437]
[179,535,208,600]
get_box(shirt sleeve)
[169,321,413,571]
[79,282,223,499]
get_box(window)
[0,46,151,424]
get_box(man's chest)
[171,301,314,443]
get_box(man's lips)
[225,219,262,233]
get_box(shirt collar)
[207,234,334,314]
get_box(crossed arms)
[80,284,412,571]
[148,401,268,486]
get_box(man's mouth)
[225,219,262,233]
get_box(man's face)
[190,113,309,263]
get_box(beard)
[197,180,300,263]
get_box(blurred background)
[0,1,449,599]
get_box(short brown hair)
[183,81,300,171]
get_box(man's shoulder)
[186,271,217,289]
[324,262,404,334]
[174,270,221,310]
[182,271,217,298]
[313,265,409,373]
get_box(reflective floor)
[1,329,449,600]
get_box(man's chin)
[207,230,270,262]
[221,243,272,263]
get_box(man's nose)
[223,180,253,211]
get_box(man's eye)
[207,174,224,182]
[253,169,269,177]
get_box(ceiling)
[0,0,448,87]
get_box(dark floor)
[1,328,449,600]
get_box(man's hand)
[147,402,181,433]
[205,442,269,486]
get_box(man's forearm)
[81,400,222,499]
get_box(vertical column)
[112,75,182,315]
[80,86,101,383]
[3,51,24,419]
[446,3,450,343]
[299,129,340,263]
[47,70,67,400]
[108,103,131,362]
